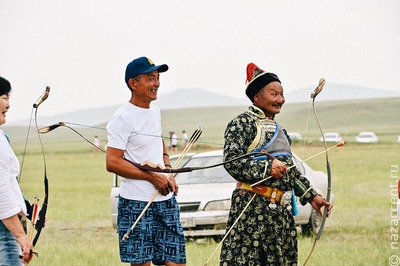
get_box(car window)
[175,156,235,185]
[169,153,194,169]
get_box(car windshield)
[175,155,235,185]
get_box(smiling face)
[0,93,10,126]
[253,81,285,119]
[128,70,161,108]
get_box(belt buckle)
[281,191,292,211]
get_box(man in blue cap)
[106,57,186,266]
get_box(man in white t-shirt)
[106,57,186,266]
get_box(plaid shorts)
[118,196,186,265]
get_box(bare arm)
[161,140,180,196]
[2,215,34,263]
[310,195,333,217]
[162,140,171,167]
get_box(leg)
[152,197,186,266]
[118,197,155,265]
[131,263,151,266]
[165,262,185,266]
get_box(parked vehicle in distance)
[320,132,343,143]
[111,150,334,239]
[397,135,400,144]
[288,132,302,141]
[355,131,378,143]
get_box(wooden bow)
[123,151,271,174]
[302,78,331,266]
[23,87,50,261]
[16,87,51,265]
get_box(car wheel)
[301,209,322,237]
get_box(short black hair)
[0,77,11,96]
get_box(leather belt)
[237,181,285,204]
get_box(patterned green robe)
[219,105,318,266]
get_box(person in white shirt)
[106,57,186,266]
[93,135,100,153]
[171,132,178,151]
[182,130,188,146]
[0,76,34,265]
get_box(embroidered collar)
[248,105,273,120]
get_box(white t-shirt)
[107,102,171,202]
[0,130,27,220]
[171,133,178,146]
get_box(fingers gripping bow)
[121,127,204,242]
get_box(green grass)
[4,97,400,265]
[15,142,399,266]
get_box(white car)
[397,135,400,144]
[288,132,302,142]
[320,132,343,143]
[355,132,378,143]
[111,150,334,239]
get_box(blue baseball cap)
[125,56,169,86]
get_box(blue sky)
[1,0,399,122]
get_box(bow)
[251,141,343,187]
[302,78,331,265]
[37,122,276,174]
[124,151,272,173]
[26,87,50,248]
[38,122,106,153]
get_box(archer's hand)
[17,237,34,263]
[270,159,287,178]
[310,195,333,217]
[150,172,175,196]
[168,176,179,196]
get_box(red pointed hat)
[245,63,280,101]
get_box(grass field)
[4,97,400,265]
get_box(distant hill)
[7,84,400,127]
[5,97,400,146]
